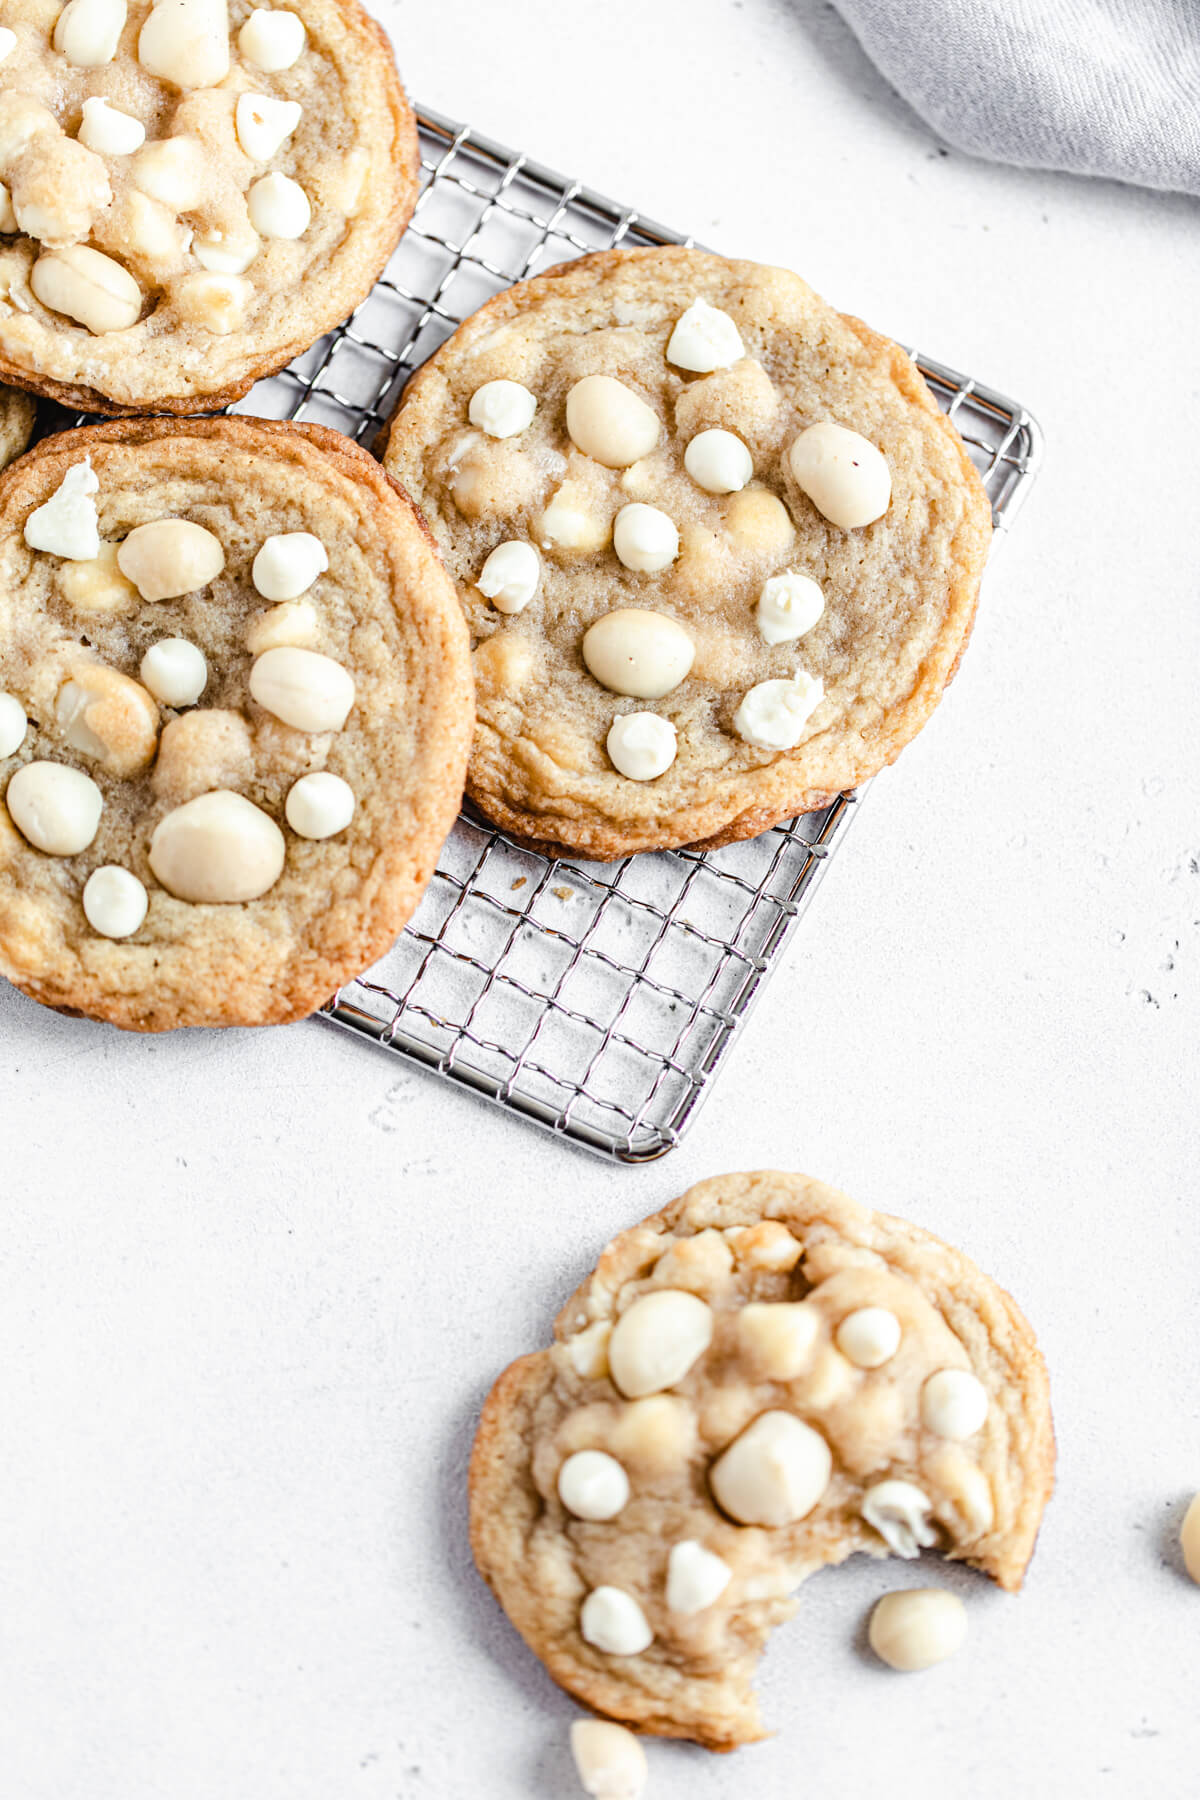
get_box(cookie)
[0,415,473,1029]
[0,382,34,467]
[0,0,417,413]
[470,1171,1054,1750]
[383,248,992,859]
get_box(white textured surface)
[2,3,1198,1796]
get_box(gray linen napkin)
[830,0,1200,196]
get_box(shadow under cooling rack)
[247,105,1043,1161]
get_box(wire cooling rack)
[143,107,1046,1160]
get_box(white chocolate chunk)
[82,864,148,938]
[737,1301,820,1381]
[244,598,318,655]
[868,1589,967,1672]
[666,1540,731,1615]
[789,421,891,529]
[247,171,310,239]
[54,0,127,67]
[284,771,355,840]
[861,1481,939,1558]
[140,639,207,707]
[192,228,259,274]
[733,672,824,751]
[131,137,207,210]
[569,1720,647,1800]
[238,7,306,71]
[31,245,141,334]
[757,570,825,645]
[24,461,100,560]
[78,97,145,156]
[583,608,693,700]
[477,540,540,615]
[249,646,355,732]
[56,665,158,775]
[252,532,328,602]
[684,428,752,494]
[1181,1493,1200,1584]
[921,1369,989,1440]
[468,379,536,440]
[138,0,230,88]
[176,273,249,335]
[566,375,659,468]
[149,789,285,902]
[710,1410,831,1527]
[557,1450,630,1522]
[235,92,302,162]
[608,1289,713,1399]
[836,1307,901,1369]
[579,1587,653,1657]
[667,297,744,372]
[118,519,225,601]
[5,761,102,855]
[613,503,678,575]
[606,712,676,782]
[0,28,15,62]
[0,693,27,758]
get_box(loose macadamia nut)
[582,609,694,700]
[82,864,148,939]
[580,1588,653,1657]
[148,788,285,902]
[868,1588,967,1671]
[118,520,225,601]
[608,1290,713,1399]
[468,380,537,440]
[569,1720,648,1800]
[5,760,103,855]
[789,421,891,530]
[0,693,27,759]
[566,375,660,468]
[606,712,676,782]
[733,673,824,751]
[710,1411,832,1527]
[558,1451,631,1522]
[249,646,355,733]
[284,771,355,840]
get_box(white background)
[3,2,1199,1795]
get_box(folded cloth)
[830,0,1200,196]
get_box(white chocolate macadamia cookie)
[0,416,472,1028]
[470,1170,1054,1750]
[0,0,418,412]
[385,247,992,858]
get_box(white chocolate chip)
[565,1320,611,1380]
[733,672,824,751]
[140,639,207,707]
[192,227,259,274]
[31,245,142,334]
[78,97,145,156]
[235,92,302,162]
[868,1589,967,1672]
[836,1307,902,1369]
[569,1720,647,1800]
[612,503,678,575]
[5,761,102,855]
[53,0,127,67]
[24,461,100,560]
[756,570,825,645]
[175,272,250,335]
[82,864,148,938]
[118,519,225,601]
[251,532,328,602]
[789,421,891,529]
[861,1481,939,1558]
[247,171,311,239]
[138,0,230,88]
[477,540,540,615]
[249,646,355,733]
[238,7,306,71]
[284,771,355,840]
[737,1301,820,1381]
[666,297,744,372]
[606,712,676,782]
[666,1540,731,1615]
[579,1587,653,1657]
[1181,1493,1200,1584]
[58,542,138,613]
[244,598,318,655]
[468,379,536,440]
[608,1289,713,1399]
[0,28,15,62]
[583,608,693,700]
[709,1410,831,1527]
[921,1369,989,1440]
[56,665,159,775]
[565,375,659,468]
[149,789,285,902]
[0,692,27,756]
[131,137,207,211]
[684,428,752,494]
[557,1450,630,1522]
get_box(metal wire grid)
[90,104,1040,1162]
